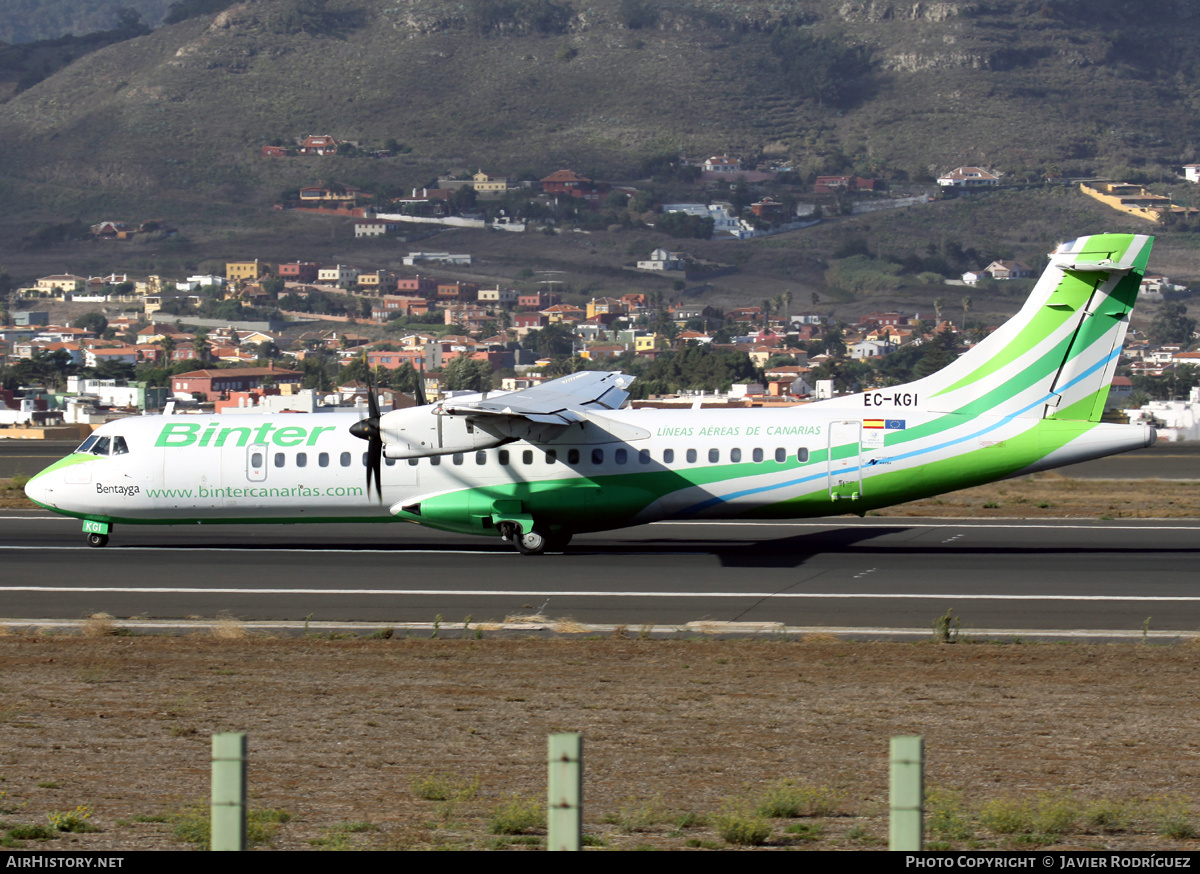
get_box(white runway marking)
[4,586,1200,602]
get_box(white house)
[637,248,685,271]
[1126,386,1200,441]
[937,167,1000,188]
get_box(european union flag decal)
[885,419,906,430]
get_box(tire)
[87,533,109,548]
[544,532,573,552]
[514,529,547,556]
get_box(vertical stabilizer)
[884,234,1152,423]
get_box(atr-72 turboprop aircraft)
[25,233,1156,554]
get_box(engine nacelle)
[377,405,507,458]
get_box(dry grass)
[0,635,1199,850]
[869,472,1200,519]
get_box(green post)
[211,732,246,851]
[547,733,582,851]
[889,735,924,851]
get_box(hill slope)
[1,0,1199,219]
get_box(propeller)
[349,364,383,501]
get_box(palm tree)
[961,295,972,328]
[934,297,945,324]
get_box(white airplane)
[25,233,1156,554]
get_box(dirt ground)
[5,475,1200,851]
[2,632,1200,851]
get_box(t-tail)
[804,233,1155,506]
[851,233,1152,424]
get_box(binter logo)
[155,422,338,449]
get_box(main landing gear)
[498,522,572,556]
[87,532,109,548]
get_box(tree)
[1149,302,1198,346]
[912,329,960,380]
[75,312,108,335]
[442,356,493,392]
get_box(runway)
[5,511,1200,636]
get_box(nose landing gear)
[82,520,111,548]
[497,521,572,555]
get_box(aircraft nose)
[24,469,53,507]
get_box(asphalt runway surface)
[6,439,1200,479]
[5,511,1200,637]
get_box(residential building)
[983,260,1034,280]
[703,155,742,173]
[937,167,1001,187]
[318,265,360,287]
[226,260,268,282]
[477,286,518,306]
[472,170,509,193]
[171,367,303,399]
[297,135,339,155]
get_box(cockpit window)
[76,434,129,456]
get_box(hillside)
[3,1,1200,207]
[2,0,1200,315]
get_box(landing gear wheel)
[514,529,548,556]
[87,533,109,548]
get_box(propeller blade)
[368,433,382,500]
[415,362,428,406]
[349,365,383,502]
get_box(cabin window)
[568,449,580,464]
[498,450,510,465]
[797,448,809,463]
[296,452,307,468]
[476,451,487,465]
[362,453,368,467]
[274,453,286,468]
[708,448,720,463]
[775,448,786,463]
[453,453,464,465]
[408,458,418,466]
[615,448,628,464]
[545,450,557,464]
[340,452,352,467]
[686,449,697,464]
[319,452,330,468]
[384,457,395,466]
[522,450,533,465]
[663,449,675,463]
[639,448,651,464]
[591,448,604,464]
[753,448,764,463]
[430,455,441,466]
[730,448,741,463]
[251,452,263,468]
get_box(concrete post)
[211,732,246,851]
[547,733,582,851]
[889,735,924,851]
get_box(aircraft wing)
[441,370,634,424]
